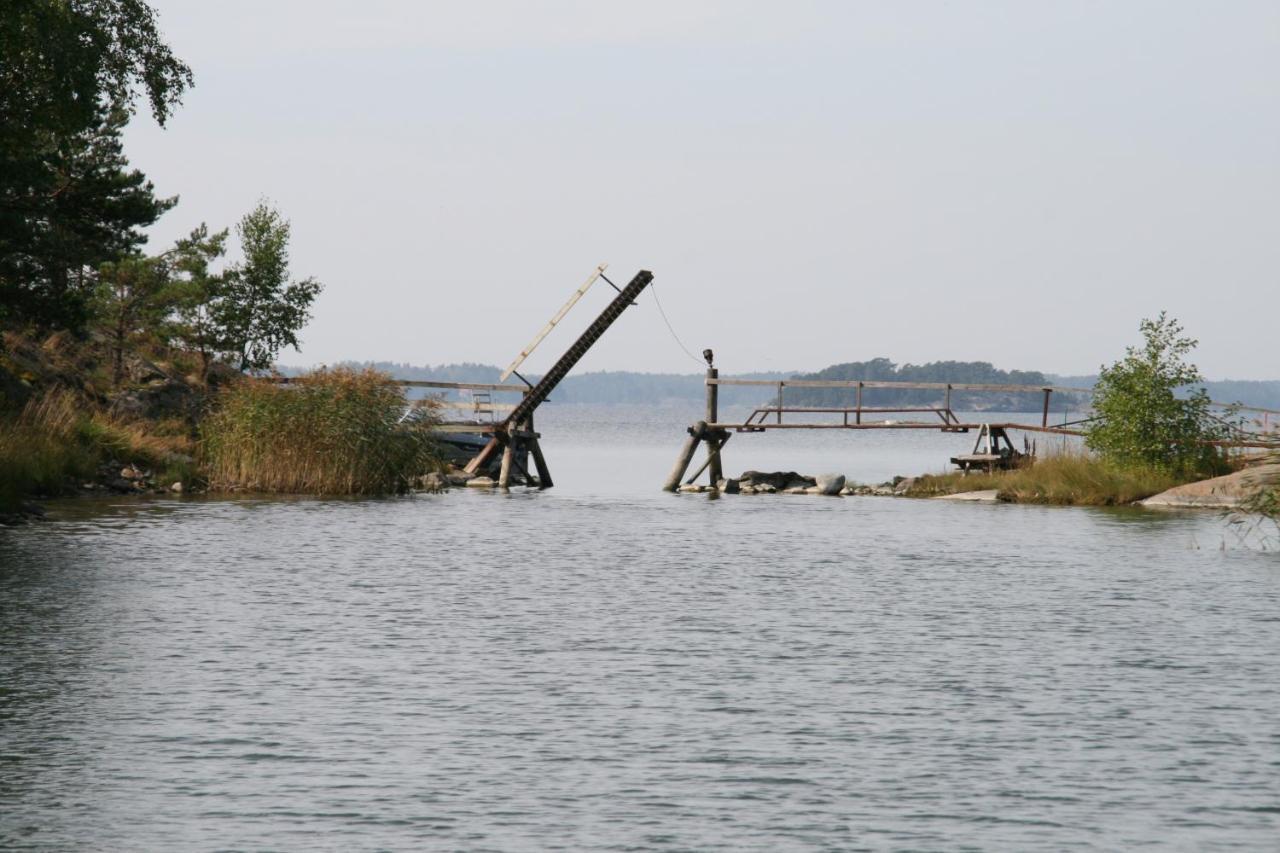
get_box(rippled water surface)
[3,406,1278,850]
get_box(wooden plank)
[277,377,531,393]
[499,263,607,382]
[707,378,1090,394]
[706,422,1091,436]
[462,437,501,475]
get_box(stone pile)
[677,472,917,497]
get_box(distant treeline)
[1050,375,1280,410]
[315,362,791,406]
[785,359,1082,411]
[282,360,1280,411]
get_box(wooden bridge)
[663,366,1280,491]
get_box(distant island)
[292,359,1280,411]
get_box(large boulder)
[1141,464,1280,509]
[814,473,845,496]
[739,471,816,491]
[110,379,200,421]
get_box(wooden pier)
[663,367,1280,490]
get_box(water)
[2,405,1278,850]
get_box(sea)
[2,404,1277,850]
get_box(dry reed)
[200,368,439,494]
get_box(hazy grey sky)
[125,1,1279,379]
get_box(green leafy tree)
[3,108,178,331]
[94,252,175,387]
[217,203,322,372]
[1085,313,1225,475]
[1,0,190,329]
[169,224,231,382]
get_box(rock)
[716,478,740,494]
[815,473,845,496]
[739,471,815,491]
[678,484,708,493]
[107,478,137,493]
[1141,464,1280,509]
[416,472,448,493]
[754,483,777,494]
[933,489,1001,502]
[125,356,174,385]
[445,470,473,487]
[20,501,46,517]
[466,476,496,488]
[893,477,916,496]
[121,465,145,480]
[783,486,808,495]
[739,485,757,494]
[109,379,199,421]
[170,482,184,493]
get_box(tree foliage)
[168,224,231,381]
[2,108,177,330]
[94,252,174,387]
[218,204,322,372]
[1,0,190,329]
[1085,313,1225,475]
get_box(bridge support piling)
[664,421,706,491]
[705,367,723,485]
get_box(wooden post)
[529,438,553,489]
[945,384,952,416]
[777,383,784,424]
[1042,388,1052,428]
[685,432,732,485]
[706,367,722,485]
[663,421,705,491]
[856,382,863,425]
[498,439,516,489]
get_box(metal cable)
[649,281,704,366]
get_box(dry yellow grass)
[905,450,1188,506]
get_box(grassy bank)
[903,451,1189,506]
[0,389,196,512]
[200,368,440,494]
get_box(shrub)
[1085,313,1226,476]
[201,368,439,494]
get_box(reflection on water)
[1,406,1278,850]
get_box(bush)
[1085,313,1226,476]
[201,368,440,494]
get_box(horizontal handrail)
[707,377,1090,394]
[277,377,530,394]
[708,377,1280,415]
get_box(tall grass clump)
[201,368,440,494]
[0,390,98,510]
[905,449,1185,506]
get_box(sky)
[123,1,1280,380]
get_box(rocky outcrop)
[1140,464,1280,509]
[932,489,1002,503]
[739,471,816,491]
